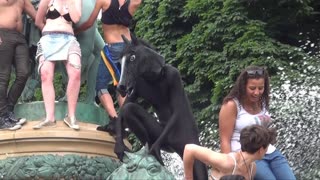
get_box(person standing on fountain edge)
[219,66,296,180]
[33,0,82,130]
[75,0,143,135]
[0,0,37,130]
[183,125,277,180]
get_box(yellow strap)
[100,50,118,86]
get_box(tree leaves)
[133,0,318,157]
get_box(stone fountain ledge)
[0,120,122,179]
[0,101,129,179]
[0,121,117,159]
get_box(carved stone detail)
[0,154,121,179]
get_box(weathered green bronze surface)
[0,154,121,179]
[107,147,175,180]
[14,101,108,125]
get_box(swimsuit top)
[46,0,72,22]
[101,0,132,26]
[209,153,253,180]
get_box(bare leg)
[97,79,125,134]
[117,93,126,107]
[100,93,117,118]
[40,57,56,122]
[100,92,126,118]
[33,57,57,129]
[62,54,81,130]
[96,93,124,135]
[65,54,81,119]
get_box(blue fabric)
[96,42,125,94]
[100,45,121,85]
[254,150,296,180]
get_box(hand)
[103,118,117,136]
[149,142,164,165]
[255,115,272,127]
[114,142,130,161]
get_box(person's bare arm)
[74,0,104,34]
[183,144,229,180]
[35,0,50,31]
[128,0,142,15]
[24,0,37,21]
[68,0,82,24]
[219,100,237,153]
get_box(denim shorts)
[96,42,125,96]
[36,31,81,61]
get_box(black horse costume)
[113,34,208,180]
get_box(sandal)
[33,119,56,129]
[64,116,80,130]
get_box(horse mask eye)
[130,55,135,61]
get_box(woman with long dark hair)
[219,66,295,179]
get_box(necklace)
[240,151,252,180]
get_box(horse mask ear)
[121,34,131,45]
[121,33,139,46]
[130,32,139,46]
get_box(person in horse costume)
[113,34,208,180]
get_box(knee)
[40,69,53,83]
[69,69,81,82]
[120,103,137,117]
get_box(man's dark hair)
[240,125,277,154]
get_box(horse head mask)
[117,34,165,97]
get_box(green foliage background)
[130,1,320,177]
[132,0,319,147]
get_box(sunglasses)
[246,69,264,76]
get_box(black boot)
[97,116,117,136]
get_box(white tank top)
[231,98,276,154]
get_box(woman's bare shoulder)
[99,0,111,11]
[211,153,238,176]
[223,99,237,108]
[220,100,238,114]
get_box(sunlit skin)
[243,78,265,113]
[259,145,269,159]
[219,77,266,153]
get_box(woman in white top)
[183,125,276,180]
[219,66,296,180]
